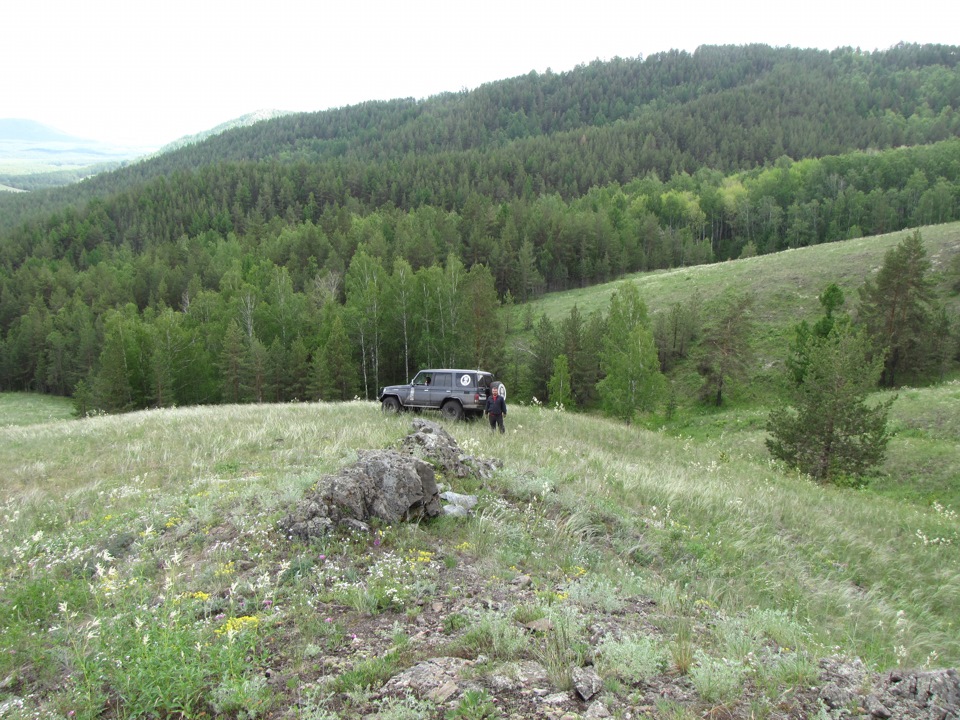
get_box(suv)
[378,369,496,421]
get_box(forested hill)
[3,43,959,230]
[1,43,960,410]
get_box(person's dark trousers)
[488,414,504,433]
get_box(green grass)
[517,223,960,337]
[1,397,957,718]
[0,392,75,426]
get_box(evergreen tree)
[787,283,846,385]
[857,230,934,386]
[697,292,755,406]
[523,313,560,404]
[220,319,246,404]
[462,264,504,372]
[653,291,701,372]
[315,310,359,401]
[766,320,895,484]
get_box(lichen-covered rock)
[402,418,502,479]
[279,419,500,540]
[572,666,603,701]
[815,657,960,720]
[279,449,440,540]
[379,656,474,701]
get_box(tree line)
[2,140,960,407]
[1,42,959,439]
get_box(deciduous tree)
[597,283,665,422]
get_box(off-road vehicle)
[378,368,497,421]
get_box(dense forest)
[1,43,959,413]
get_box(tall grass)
[1,394,958,717]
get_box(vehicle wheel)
[381,396,402,413]
[440,400,464,421]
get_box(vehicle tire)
[440,400,464,421]
[381,396,402,413]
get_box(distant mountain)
[0,112,295,192]
[155,109,293,153]
[0,118,151,192]
[0,118,82,143]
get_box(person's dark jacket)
[485,394,507,417]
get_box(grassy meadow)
[0,389,957,718]
[1,226,959,718]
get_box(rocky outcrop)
[279,419,491,539]
[402,418,502,479]
[818,657,960,720]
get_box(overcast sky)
[5,0,958,149]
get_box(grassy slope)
[518,223,960,366]
[0,392,75,426]
[0,395,957,716]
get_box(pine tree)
[766,320,895,484]
[220,320,246,404]
[697,292,755,406]
[857,230,934,386]
[315,311,359,401]
[787,283,846,385]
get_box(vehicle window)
[456,372,474,388]
[413,372,431,385]
[476,375,490,390]
[433,373,453,388]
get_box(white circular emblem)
[459,374,471,386]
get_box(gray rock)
[865,693,892,718]
[380,657,472,699]
[279,449,440,539]
[572,666,603,701]
[488,660,551,693]
[820,680,858,710]
[816,657,960,720]
[876,668,960,719]
[440,491,478,510]
[585,700,612,718]
[279,419,499,539]
[403,419,501,479]
[442,504,471,518]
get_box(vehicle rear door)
[429,372,454,407]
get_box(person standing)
[485,385,507,433]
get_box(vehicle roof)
[415,369,492,375]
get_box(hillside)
[2,43,960,227]
[516,222,960,363]
[0,396,957,718]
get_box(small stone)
[864,694,891,718]
[427,680,458,704]
[585,700,612,719]
[572,666,603,701]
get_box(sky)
[5,0,959,149]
